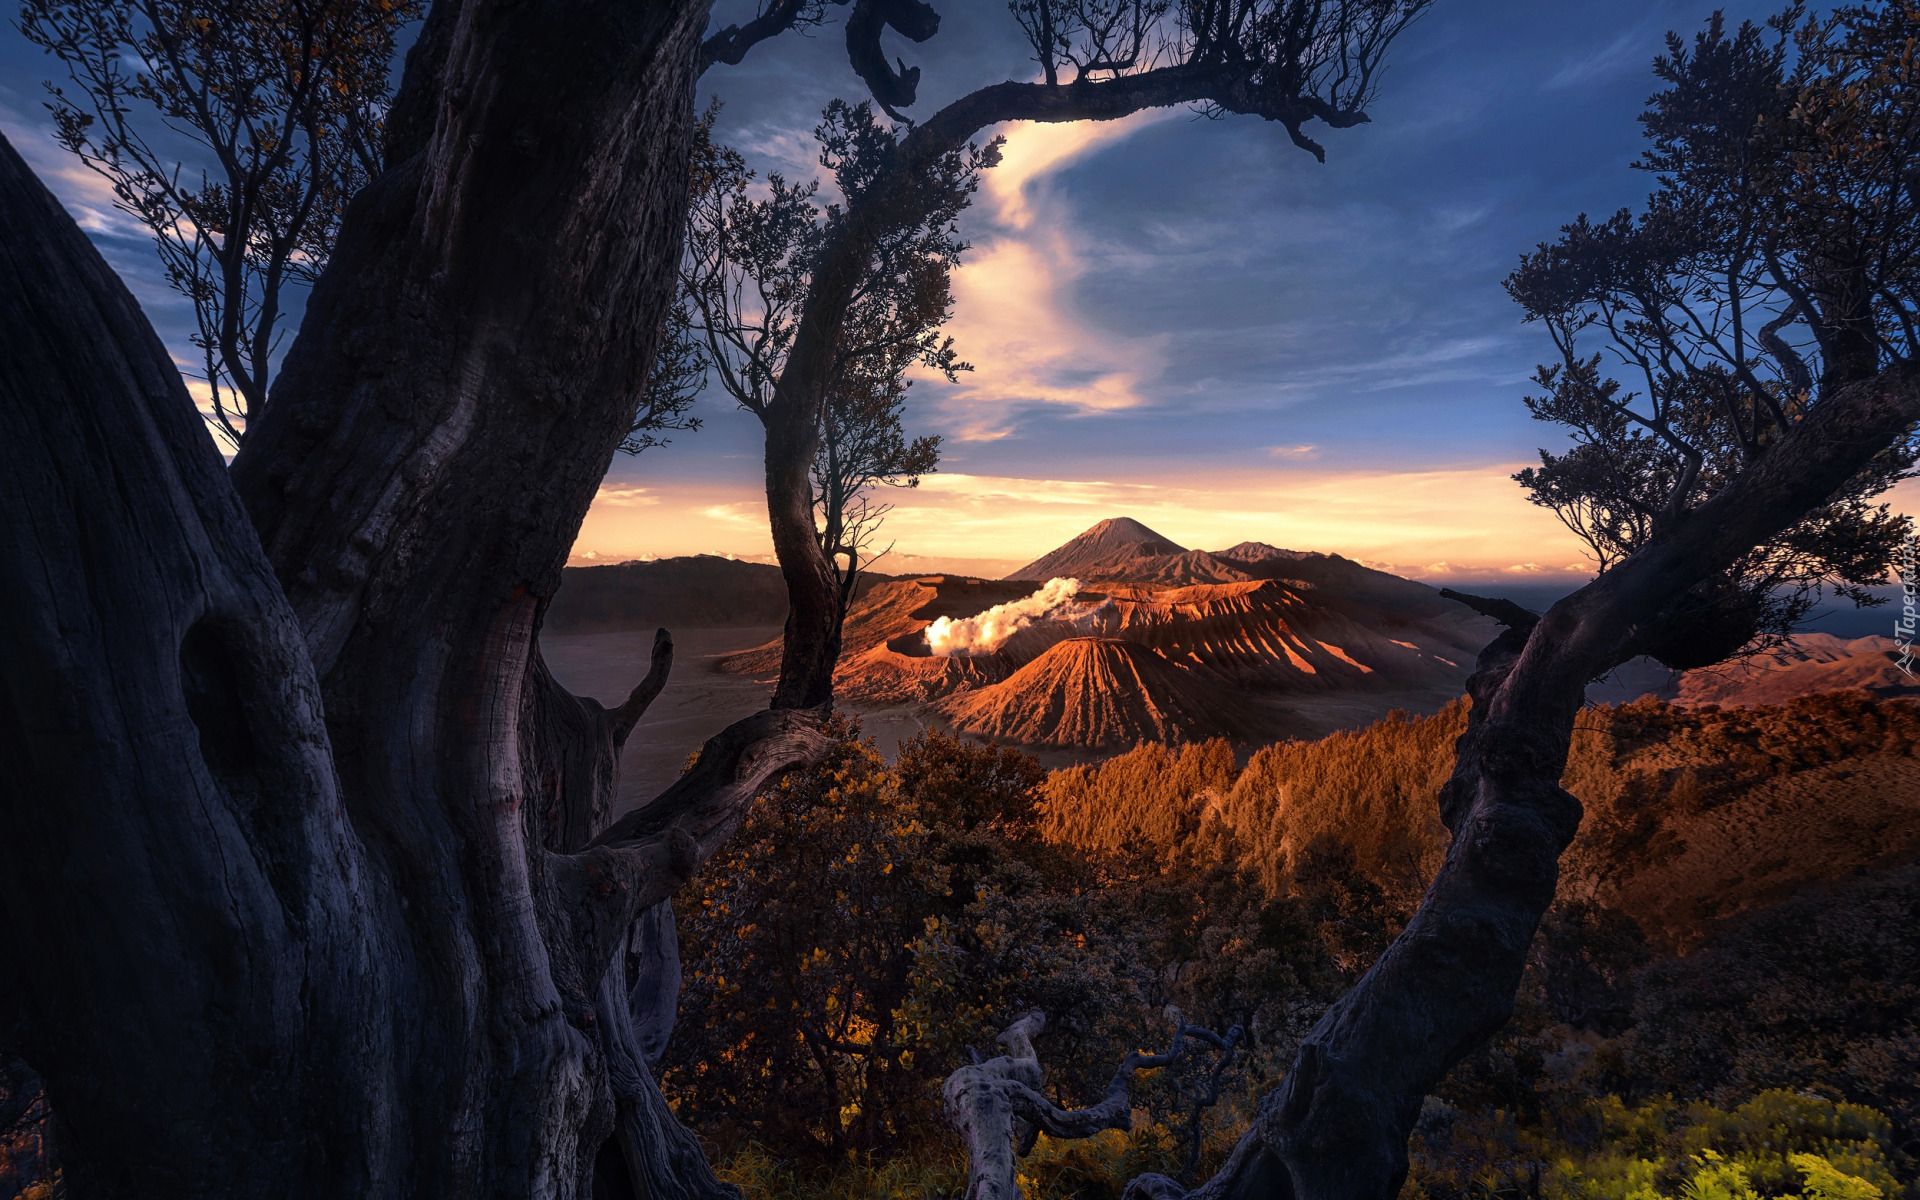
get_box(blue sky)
[11,0,1883,587]
[573,0,1810,579]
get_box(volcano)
[722,520,1900,753]
[1006,517,1190,580]
[934,638,1275,749]
[721,519,1504,749]
[1006,518,1260,586]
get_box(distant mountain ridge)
[1216,541,1468,618]
[1589,633,1918,708]
[1006,523,1455,601]
[559,526,1912,756]
[548,523,1440,637]
[1215,541,1313,564]
[547,554,891,632]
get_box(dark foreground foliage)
[6,695,1912,1197]
[659,695,1920,1199]
[661,724,1325,1171]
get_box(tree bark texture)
[0,129,384,1196]
[0,0,841,1191]
[224,0,766,1189]
[1169,358,1920,1200]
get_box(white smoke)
[924,577,1112,657]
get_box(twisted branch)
[609,626,674,745]
[1439,588,1540,631]
[944,1011,1190,1200]
[546,707,837,1000]
[699,0,826,75]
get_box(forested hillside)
[651,692,1920,1199]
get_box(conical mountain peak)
[1005,517,1186,581]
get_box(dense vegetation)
[11,686,1904,1198]
[661,694,1920,1199]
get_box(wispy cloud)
[595,484,660,507]
[1257,333,1526,402]
[1360,558,1591,582]
[733,122,823,191]
[923,115,1174,438]
[836,464,1592,577]
[1544,30,1644,90]
[982,115,1167,230]
[911,471,1160,510]
[0,102,145,239]
[699,501,764,527]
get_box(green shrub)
[713,1114,1251,1200]
[1614,866,1920,1174]
[1409,1091,1900,1200]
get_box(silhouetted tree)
[753,0,1434,709]
[20,0,423,447]
[677,101,963,602]
[1506,5,1919,665]
[814,355,942,599]
[1139,8,1920,1199]
[627,296,708,454]
[0,0,833,1194]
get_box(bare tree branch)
[700,0,829,75]
[945,1010,1189,1200]
[845,0,941,120]
[1438,589,1540,631]
[610,627,675,745]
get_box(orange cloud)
[595,485,660,507]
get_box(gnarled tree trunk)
[0,0,840,1192]
[947,1012,1188,1200]
[223,0,739,1186]
[0,128,386,1196]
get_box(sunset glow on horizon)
[568,460,1601,583]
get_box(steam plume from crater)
[924,577,1109,657]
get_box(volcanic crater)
[721,518,1500,750]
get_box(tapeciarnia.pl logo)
[1899,536,1918,677]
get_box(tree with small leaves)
[1505,3,1920,665]
[678,100,973,606]
[1192,8,1920,1199]
[20,0,422,447]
